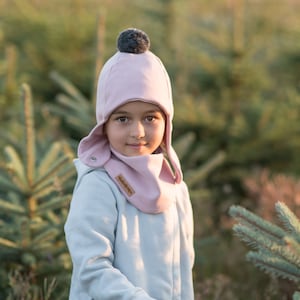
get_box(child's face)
[105,101,165,156]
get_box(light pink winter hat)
[78,28,182,183]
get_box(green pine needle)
[276,202,300,237]
[247,250,300,283]
[229,205,286,242]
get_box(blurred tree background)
[0,0,300,299]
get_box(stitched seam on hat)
[115,174,135,196]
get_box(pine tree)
[0,84,75,299]
[49,71,94,139]
[229,202,300,298]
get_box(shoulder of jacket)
[74,158,107,177]
[73,158,120,194]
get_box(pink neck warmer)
[105,148,176,213]
[77,29,182,213]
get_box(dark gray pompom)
[117,28,150,54]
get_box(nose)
[130,121,145,139]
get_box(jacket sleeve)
[65,170,156,300]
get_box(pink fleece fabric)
[78,50,182,213]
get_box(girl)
[64,28,194,300]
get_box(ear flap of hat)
[163,119,182,183]
[77,124,111,167]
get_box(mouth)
[127,143,147,147]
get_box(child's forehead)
[112,100,163,113]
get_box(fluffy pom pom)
[117,28,150,54]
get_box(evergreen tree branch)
[0,198,25,215]
[37,142,64,176]
[185,151,226,186]
[49,71,88,104]
[4,146,27,190]
[32,228,60,245]
[22,83,36,188]
[231,202,300,288]
[293,291,300,300]
[32,185,61,200]
[276,202,300,238]
[247,250,300,283]
[0,237,19,249]
[0,173,24,193]
[229,205,286,242]
[36,195,70,216]
[32,156,71,191]
[284,236,300,260]
[234,223,300,268]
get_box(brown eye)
[116,116,129,123]
[145,116,155,122]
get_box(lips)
[127,143,147,147]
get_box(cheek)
[107,128,123,143]
[155,123,166,143]
[105,125,118,142]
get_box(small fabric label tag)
[115,174,135,197]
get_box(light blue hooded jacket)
[64,159,194,300]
